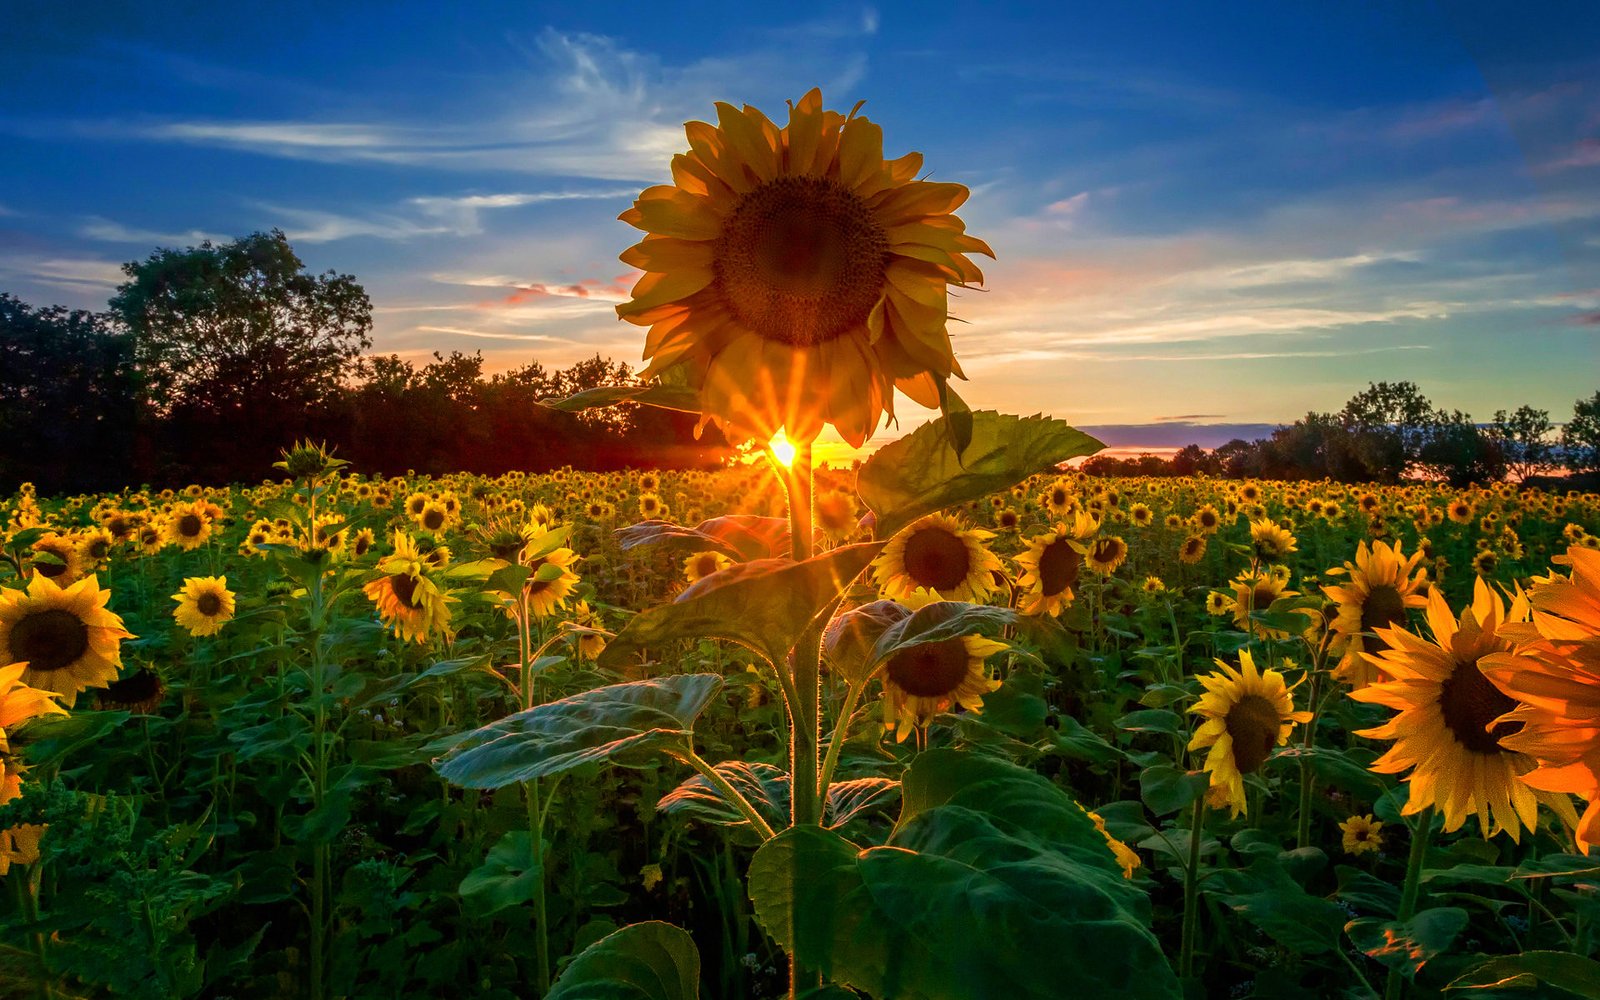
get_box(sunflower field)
[5,90,1600,1000]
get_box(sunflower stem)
[1179,796,1206,980]
[818,682,866,808]
[1383,805,1434,1000]
[681,749,776,841]
[1295,667,1324,850]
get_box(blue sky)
[3,1,1597,452]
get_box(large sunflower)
[1351,580,1579,842]
[0,574,133,697]
[172,576,237,637]
[615,88,993,447]
[1188,650,1311,819]
[881,633,1005,742]
[1322,539,1428,690]
[0,661,67,740]
[363,532,453,644]
[872,513,1001,603]
[1013,514,1098,616]
[1479,546,1600,851]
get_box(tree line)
[1082,381,1600,486]
[2,231,729,494]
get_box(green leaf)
[1347,907,1470,977]
[859,411,1103,539]
[547,921,701,1000]
[1116,709,1184,736]
[459,830,544,917]
[936,378,973,458]
[1206,857,1347,955]
[750,751,1179,1000]
[1446,951,1600,996]
[865,601,1015,675]
[1270,745,1387,796]
[826,777,900,829]
[433,674,723,789]
[961,670,1048,738]
[1139,765,1209,816]
[657,761,788,829]
[599,544,883,669]
[543,380,701,414]
[617,515,790,561]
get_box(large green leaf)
[432,674,723,789]
[1205,857,1348,955]
[858,411,1103,539]
[749,750,1179,1000]
[1445,951,1600,996]
[598,544,883,669]
[547,921,701,1000]
[617,515,790,561]
[657,761,789,828]
[1347,907,1470,978]
[543,381,701,414]
[459,830,544,917]
[864,602,1016,676]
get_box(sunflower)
[1086,809,1141,879]
[1472,550,1498,576]
[363,532,454,644]
[351,527,376,559]
[1339,814,1384,856]
[569,600,608,661]
[1142,576,1166,594]
[0,661,68,737]
[639,494,664,520]
[1322,539,1429,690]
[1227,568,1316,640]
[872,513,1001,603]
[683,550,733,584]
[522,544,582,620]
[815,489,860,543]
[1479,546,1600,851]
[995,508,1021,532]
[1039,477,1077,519]
[614,88,992,448]
[1187,650,1311,819]
[1180,535,1208,565]
[77,527,115,569]
[1129,504,1153,527]
[172,576,237,637]
[881,634,1005,742]
[1351,580,1579,842]
[1205,591,1231,616]
[28,533,83,585]
[1448,498,1474,524]
[415,501,451,534]
[1014,514,1097,616]
[405,492,430,519]
[0,765,43,875]
[165,501,214,551]
[0,574,133,697]
[1249,519,1297,562]
[1084,535,1128,576]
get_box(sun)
[768,430,798,468]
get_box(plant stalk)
[1383,805,1434,1000]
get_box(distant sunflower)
[1249,519,1297,562]
[1194,505,1222,533]
[1084,535,1128,576]
[363,532,453,644]
[165,501,213,551]
[1448,498,1474,524]
[172,576,237,637]
[1040,477,1077,518]
[570,600,608,661]
[683,550,733,584]
[351,527,376,559]
[995,508,1021,532]
[1228,568,1316,640]
[1322,539,1429,690]
[1340,814,1384,856]
[415,501,450,534]
[815,489,860,543]
[872,513,1001,603]
[1472,550,1499,576]
[881,634,1005,742]
[1187,650,1311,819]
[28,533,83,585]
[522,544,582,620]
[615,88,993,447]
[1352,580,1578,842]
[1129,504,1153,527]
[1014,514,1097,616]
[1179,535,1208,565]
[0,573,133,697]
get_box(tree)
[0,293,141,493]
[1563,391,1600,475]
[1421,409,1505,487]
[108,230,371,479]
[1339,381,1438,482]
[1489,405,1557,482]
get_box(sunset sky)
[3,1,1597,453]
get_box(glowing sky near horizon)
[2,1,1597,456]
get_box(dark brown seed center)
[715,175,889,347]
[1439,658,1522,754]
[1359,584,1407,651]
[178,514,204,537]
[196,592,223,617]
[901,526,971,592]
[1224,694,1281,774]
[1037,538,1080,597]
[10,608,91,673]
[885,637,971,698]
[389,573,423,609]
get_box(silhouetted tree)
[1564,391,1600,475]
[1489,405,1558,482]
[1339,381,1437,482]
[1421,410,1505,487]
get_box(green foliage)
[1446,951,1600,996]
[546,921,702,1000]
[858,410,1104,538]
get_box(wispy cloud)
[406,189,635,234]
[0,254,125,292]
[78,216,227,245]
[414,325,570,342]
[251,203,452,243]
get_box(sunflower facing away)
[1479,545,1600,851]
[615,88,993,447]
[1322,539,1428,690]
[363,532,454,644]
[1187,650,1311,819]
[172,576,237,637]
[872,513,1002,603]
[1351,580,1579,842]
[0,573,133,697]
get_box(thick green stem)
[1295,668,1324,850]
[307,568,329,1000]
[1383,805,1434,1000]
[818,683,866,808]
[524,778,551,995]
[1179,797,1205,979]
[783,445,820,828]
